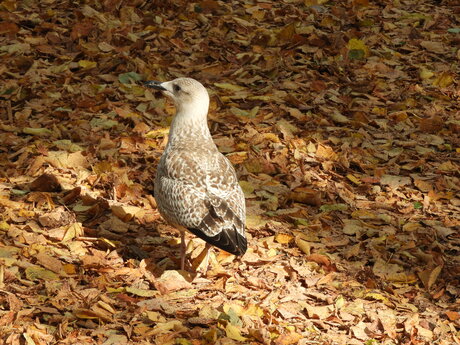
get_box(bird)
[144,77,247,272]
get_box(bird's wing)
[155,149,247,255]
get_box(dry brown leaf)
[154,270,193,294]
[418,265,443,290]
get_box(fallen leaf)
[420,40,445,53]
[78,60,97,69]
[154,270,192,294]
[30,173,61,192]
[418,265,443,290]
[25,266,59,281]
[224,323,247,341]
[445,311,460,321]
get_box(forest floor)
[0,0,459,344]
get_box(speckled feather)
[153,78,247,256]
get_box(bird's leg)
[202,243,212,275]
[180,229,186,271]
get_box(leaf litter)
[0,0,459,344]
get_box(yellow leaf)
[63,263,77,275]
[22,127,53,137]
[63,222,83,242]
[347,38,369,58]
[25,266,59,281]
[150,320,185,336]
[126,286,157,297]
[438,161,457,172]
[74,308,111,322]
[347,174,362,185]
[275,233,294,244]
[419,67,434,80]
[223,303,243,315]
[295,235,310,255]
[225,323,247,341]
[351,209,376,219]
[432,72,454,88]
[261,133,279,143]
[267,248,277,257]
[145,311,166,322]
[335,295,345,309]
[0,220,9,231]
[239,181,255,195]
[249,106,260,117]
[246,214,268,229]
[202,328,218,343]
[372,107,387,116]
[243,304,264,317]
[364,292,392,306]
[78,60,97,69]
[145,128,169,138]
[18,209,35,218]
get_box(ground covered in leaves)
[1,0,459,344]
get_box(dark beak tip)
[144,80,166,91]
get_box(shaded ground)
[0,0,459,344]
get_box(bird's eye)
[173,84,181,92]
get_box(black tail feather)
[188,226,247,256]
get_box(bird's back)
[155,139,247,255]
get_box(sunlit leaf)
[224,323,247,341]
[125,286,157,297]
[23,127,53,137]
[78,60,97,69]
[25,266,59,281]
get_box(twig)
[0,265,4,289]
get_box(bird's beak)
[144,80,167,91]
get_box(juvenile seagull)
[144,77,247,271]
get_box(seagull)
[144,77,247,271]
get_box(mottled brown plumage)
[145,78,247,270]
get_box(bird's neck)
[167,100,213,146]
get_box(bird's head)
[144,77,209,115]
